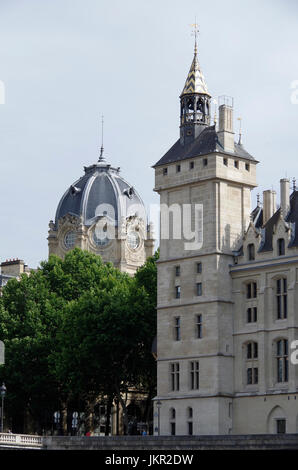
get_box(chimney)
[1,259,25,277]
[217,96,234,153]
[280,178,290,217]
[263,190,276,225]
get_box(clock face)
[64,231,76,249]
[127,231,140,250]
[93,229,109,247]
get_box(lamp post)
[0,383,6,433]
[156,400,162,436]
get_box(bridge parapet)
[0,432,42,448]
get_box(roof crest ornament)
[190,19,199,55]
[98,114,106,162]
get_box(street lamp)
[156,400,162,436]
[0,383,6,433]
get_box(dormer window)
[234,160,239,169]
[203,158,208,167]
[163,168,168,176]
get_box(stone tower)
[153,38,258,435]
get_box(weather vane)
[190,20,199,53]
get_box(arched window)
[277,238,285,256]
[248,243,255,261]
[276,339,288,383]
[276,278,287,319]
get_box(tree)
[0,248,158,434]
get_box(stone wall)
[42,434,298,450]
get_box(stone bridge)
[1,432,298,450]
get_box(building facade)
[153,39,298,435]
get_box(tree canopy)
[0,248,158,434]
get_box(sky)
[0,0,297,268]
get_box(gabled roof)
[153,125,255,168]
[259,191,298,252]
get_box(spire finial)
[237,117,242,145]
[293,177,296,192]
[99,114,105,162]
[190,20,199,54]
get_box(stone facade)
[153,43,298,436]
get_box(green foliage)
[0,248,158,433]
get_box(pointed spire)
[180,23,210,97]
[98,114,106,162]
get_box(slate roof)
[259,190,298,252]
[55,161,146,228]
[153,125,255,168]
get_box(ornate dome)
[55,159,146,228]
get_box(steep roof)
[180,49,210,97]
[259,190,298,252]
[153,125,255,168]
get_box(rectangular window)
[171,422,176,436]
[196,262,202,273]
[170,363,180,391]
[245,163,250,171]
[203,158,208,167]
[163,167,168,176]
[175,265,180,277]
[190,361,199,390]
[188,422,193,436]
[247,368,252,385]
[246,282,257,299]
[277,339,288,383]
[174,317,181,341]
[253,307,257,322]
[234,160,239,169]
[175,286,181,299]
[223,158,228,166]
[189,161,194,170]
[254,367,258,384]
[196,282,202,296]
[176,164,181,173]
[276,419,286,434]
[276,278,287,319]
[278,238,285,256]
[196,314,202,339]
[247,307,257,323]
